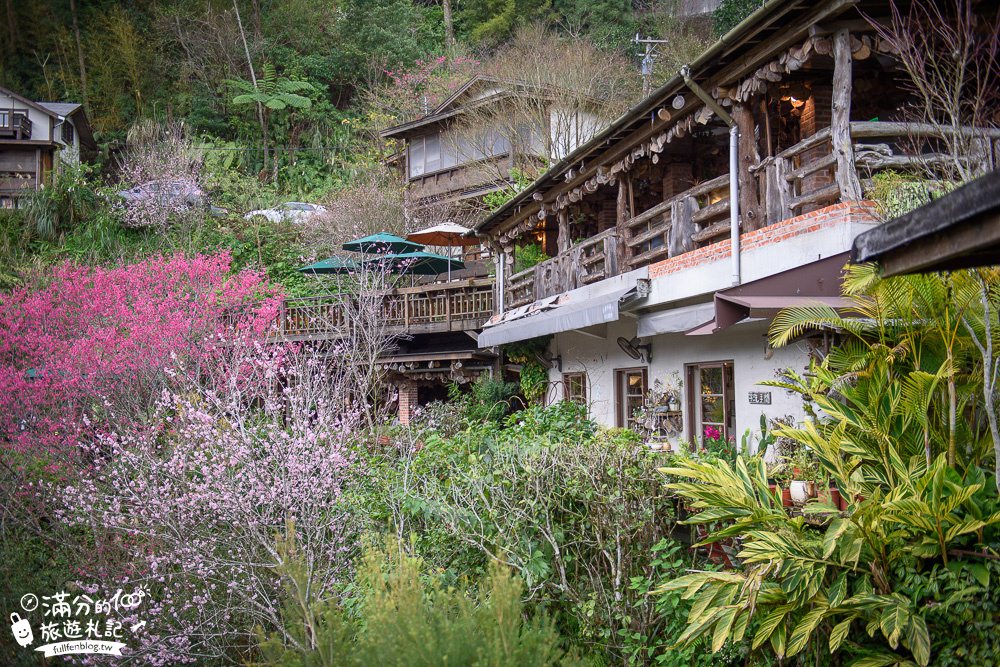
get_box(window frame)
[614,367,648,429]
[685,360,735,446]
[562,372,588,406]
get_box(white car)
[244,202,328,224]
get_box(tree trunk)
[233,0,269,175]
[733,104,762,230]
[442,0,455,53]
[5,0,16,54]
[832,28,862,201]
[68,0,89,114]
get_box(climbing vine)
[503,337,552,404]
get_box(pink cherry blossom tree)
[52,340,362,664]
[0,252,279,465]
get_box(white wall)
[0,92,52,142]
[549,317,809,453]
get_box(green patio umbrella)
[363,251,465,276]
[342,232,424,254]
[297,257,359,274]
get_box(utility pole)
[634,34,670,98]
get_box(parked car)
[118,179,205,207]
[244,202,328,224]
[117,179,228,217]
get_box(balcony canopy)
[479,283,641,348]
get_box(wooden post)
[766,157,793,221]
[734,104,763,231]
[604,234,618,277]
[557,209,570,254]
[616,177,630,273]
[832,28,863,202]
[669,196,696,256]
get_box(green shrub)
[712,0,765,37]
[255,537,584,666]
[514,242,548,274]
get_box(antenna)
[634,34,670,98]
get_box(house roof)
[379,74,595,140]
[38,102,82,117]
[0,85,62,118]
[851,170,1000,276]
[472,0,867,236]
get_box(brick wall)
[662,163,693,199]
[801,86,834,200]
[648,200,878,279]
[398,382,419,425]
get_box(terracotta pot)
[781,487,793,508]
[829,486,843,510]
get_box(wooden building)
[381,75,610,221]
[0,86,96,207]
[472,0,1000,444]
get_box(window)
[615,368,648,429]
[62,121,74,145]
[408,133,441,177]
[408,129,513,179]
[563,372,587,406]
[686,361,735,444]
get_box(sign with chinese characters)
[747,391,772,405]
[9,585,149,658]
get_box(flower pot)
[829,485,842,510]
[806,481,817,498]
[790,480,810,504]
[667,399,680,412]
[781,487,793,508]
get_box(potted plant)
[769,460,793,508]
[789,448,820,504]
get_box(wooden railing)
[761,122,1000,220]
[503,121,1000,306]
[506,229,618,308]
[0,109,32,140]
[276,279,495,340]
[622,173,732,271]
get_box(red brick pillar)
[398,382,418,425]
[662,163,693,199]
[800,86,833,204]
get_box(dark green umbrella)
[297,257,359,274]
[342,232,423,254]
[364,251,465,276]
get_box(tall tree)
[68,0,88,113]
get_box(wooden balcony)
[276,278,495,341]
[505,121,1000,308]
[0,109,32,140]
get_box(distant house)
[0,85,96,207]
[381,75,609,220]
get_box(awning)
[480,285,637,347]
[852,170,1000,276]
[687,252,853,335]
[637,302,716,337]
